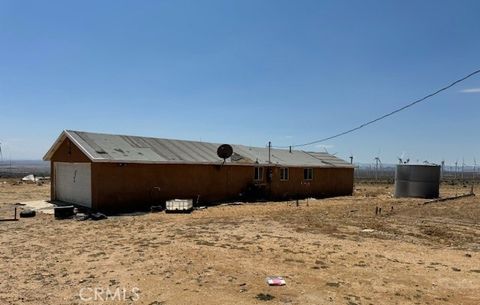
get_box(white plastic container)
[166,199,193,212]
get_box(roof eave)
[87,158,353,168]
[43,130,96,162]
[42,130,68,161]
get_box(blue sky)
[1,0,479,164]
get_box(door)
[54,162,92,207]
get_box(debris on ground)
[21,174,36,182]
[255,293,275,301]
[326,281,341,287]
[150,205,164,213]
[90,212,108,221]
[422,192,475,205]
[266,276,286,286]
[0,206,19,222]
[166,199,193,212]
[20,174,50,183]
[74,213,90,221]
[54,205,75,219]
[361,229,375,233]
[19,209,36,218]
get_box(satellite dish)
[217,144,233,161]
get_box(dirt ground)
[0,180,479,305]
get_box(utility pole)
[268,141,271,164]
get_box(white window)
[254,167,264,181]
[280,167,289,181]
[304,168,313,180]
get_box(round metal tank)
[394,164,441,198]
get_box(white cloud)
[460,88,480,93]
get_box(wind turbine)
[441,159,445,180]
[322,147,338,156]
[454,160,458,180]
[374,156,382,181]
[398,151,405,164]
[473,158,477,181]
[397,152,410,164]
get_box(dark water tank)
[394,164,441,198]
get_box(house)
[43,130,354,212]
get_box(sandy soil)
[0,180,479,305]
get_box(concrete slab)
[19,200,55,215]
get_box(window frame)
[280,167,289,181]
[254,167,264,181]
[304,168,313,180]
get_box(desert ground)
[0,180,479,305]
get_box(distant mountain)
[0,160,50,178]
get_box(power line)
[275,68,480,149]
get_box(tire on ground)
[20,209,36,218]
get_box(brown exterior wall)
[269,166,354,199]
[50,138,354,212]
[91,163,253,211]
[90,163,353,212]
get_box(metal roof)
[43,130,353,168]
